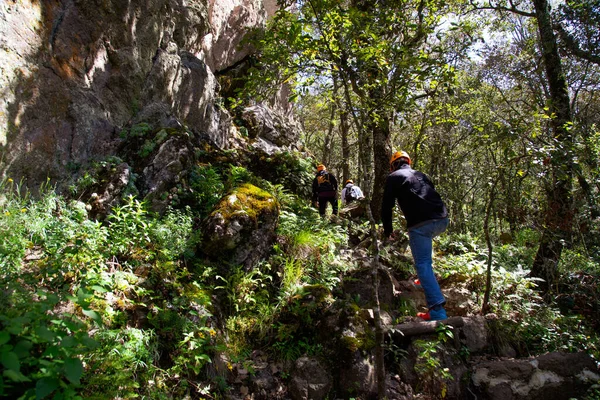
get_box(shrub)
[0,288,98,400]
[107,196,154,261]
[189,164,225,217]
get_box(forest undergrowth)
[1,169,599,399]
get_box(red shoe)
[417,312,431,321]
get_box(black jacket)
[312,171,338,201]
[381,164,447,235]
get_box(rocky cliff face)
[0,0,288,188]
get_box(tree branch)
[554,23,600,66]
[469,0,535,18]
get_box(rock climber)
[381,151,449,321]
[341,179,365,206]
[312,164,339,217]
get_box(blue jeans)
[408,218,449,309]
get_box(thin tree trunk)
[321,100,337,167]
[340,110,350,184]
[371,116,391,222]
[482,175,498,314]
[530,0,574,292]
[365,203,386,399]
[337,72,386,396]
[333,76,351,184]
[575,167,600,219]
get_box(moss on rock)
[202,183,280,269]
[210,183,278,225]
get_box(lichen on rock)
[202,183,279,270]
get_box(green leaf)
[14,340,33,358]
[0,331,9,346]
[81,309,102,325]
[81,337,99,350]
[60,336,77,348]
[63,358,83,385]
[62,320,82,332]
[35,327,56,342]
[41,345,60,358]
[3,369,31,383]
[1,351,20,371]
[36,377,59,400]
[90,285,109,293]
[0,344,12,353]
[7,317,29,335]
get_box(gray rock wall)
[0,0,274,188]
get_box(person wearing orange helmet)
[312,164,339,216]
[381,151,449,321]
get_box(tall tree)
[529,0,574,292]
[469,0,574,291]
[251,0,474,217]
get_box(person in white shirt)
[341,179,364,206]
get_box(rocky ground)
[206,207,600,400]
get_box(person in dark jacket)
[312,164,338,216]
[381,151,449,321]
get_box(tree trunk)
[358,119,374,197]
[482,174,498,314]
[530,0,574,292]
[321,101,337,167]
[371,116,391,222]
[340,109,351,184]
[334,75,351,184]
[365,204,386,399]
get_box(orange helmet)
[345,179,353,185]
[390,151,411,170]
[317,164,326,172]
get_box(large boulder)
[142,48,226,146]
[242,104,302,149]
[0,0,274,189]
[337,350,377,398]
[471,351,600,400]
[460,315,488,353]
[288,356,333,400]
[140,132,196,213]
[202,183,279,269]
[342,266,399,308]
[201,0,269,73]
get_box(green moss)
[138,140,156,158]
[138,129,172,158]
[339,306,378,352]
[211,183,279,223]
[341,336,360,352]
[181,282,212,308]
[340,329,375,352]
[300,284,331,304]
[155,128,168,143]
[358,329,376,350]
[127,122,153,138]
[349,302,361,313]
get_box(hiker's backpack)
[317,172,334,191]
[345,185,357,203]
